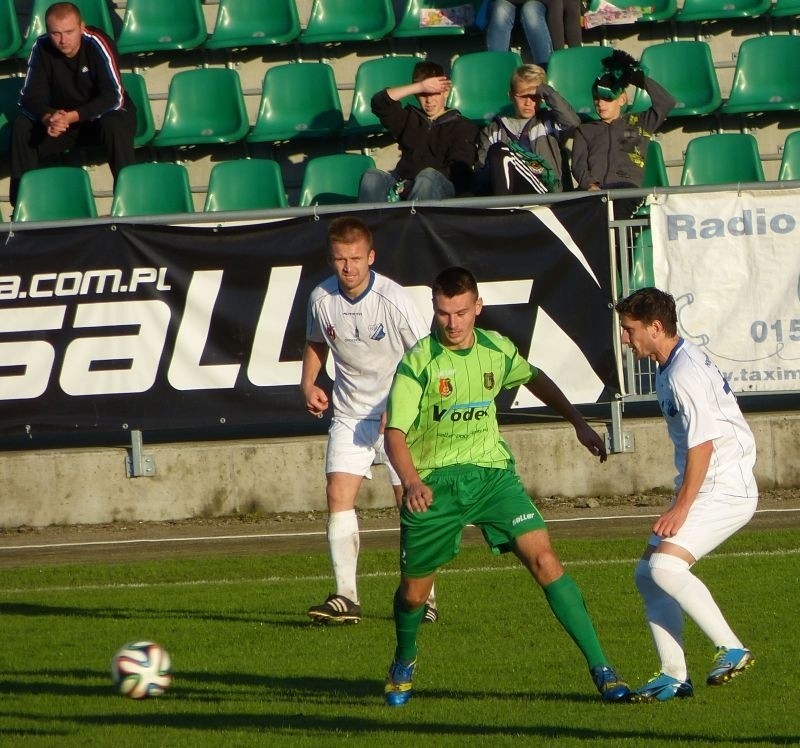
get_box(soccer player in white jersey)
[615,287,758,702]
[302,216,437,624]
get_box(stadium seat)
[204,159,288,211]
[111,162,194,217]
[393,0,480,37]
[447,50,523,125]
[16,0,116,59]
[204,0,301,50]
[0,0,22,60]
[600,0,677,21]
[12,167,97,222]
[0,76,23,155]
[247,63,343,143]
[642,140,669,188]
[120,72,155,148]
[152,68,249,148]
[779,131,800,181]
[299,153,375,207]
[680,133,764,186]
[629,41,721,117]
[630,229,654,291]
[545,46,609,121]
[770,0,800,16]
[116,0,206,55]
[674,0,771,22]
[344,55,422,135]
[299,0,395,44]
[720,36,800,115]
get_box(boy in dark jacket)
[10,2,136,205]
[571,50,675,217]
[358,61,478,203]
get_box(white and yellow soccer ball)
[111,641,173,699]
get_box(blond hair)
[510,64,547,92]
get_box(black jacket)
[372,89,478,194]
[19,27,134,123]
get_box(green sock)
[393,588,425,664]
[543,573,607,670]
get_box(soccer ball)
[111,641,173,699]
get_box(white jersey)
[307,271,429,420]
[656,338,756,498]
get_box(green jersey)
[386,327,538,477]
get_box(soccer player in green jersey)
[382,266,630,706]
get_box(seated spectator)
[474,63,579,195]
[485,0,553,67]
[541,0,582,53]
[9,2,136,206]
[358,61,478,203]
[571,50,675,217]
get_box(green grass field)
[0,525,797,746]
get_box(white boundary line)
[1,546,798,596]
[0,507,797,552]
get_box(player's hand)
[304,386,329,418]
[420,76,451,95]
[403,480,433,513]
[575,422,607,463]
[653,504,688,538]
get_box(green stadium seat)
[116,0,206,55]
[247,63,343,143]
[447,50,523,125]
[0,0,22,60]
[120,72,155,148]
[299,153,375,207]
[204,0,301,50]
[393,0,480,37]
[630,41,721,117]
[111,162,194,217]
[642,140,669,189]
[680,133,764,186]
[674,0,771,22]
[630,229,654,291]
[299,0,395,44]
[0,76,23,155]
[545,45,609,121]
[721,36,800,115]
[770,0,800,16]
[16,0,116,59]
[12,167,97,222]
[779,131,800,181]
[344,55,422,135]
[204,159,288,212]
[152,68,249,148]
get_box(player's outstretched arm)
[300,341,330,416]
[385,427,433,513]
[525,369,608,462]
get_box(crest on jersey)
[438,377,453,397]
[326,324,336,341]
[483,372,495,390]
[369,323,386,341]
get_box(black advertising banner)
[0,197,615,439]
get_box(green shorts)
[399,464,547,578]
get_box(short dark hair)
[412,60,445,83]
[615,287,678,336]
[327,216,373,254]
[46,2,82,23]
[432,266,478,299]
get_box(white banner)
[650,189,800,393]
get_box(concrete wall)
[1,411,797,529]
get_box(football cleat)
[307,594,362,624]
[631,672,694,702]
[422,604,439,624]
[385,657,416,706]
[590,665,631,703]
[706,647,754,686]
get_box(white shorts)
[325,417,400,486]
[647,490,758,561]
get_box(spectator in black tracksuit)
[358,60,478,203]
[10,2,136,205]
[571,50,675,218]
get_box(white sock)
[650,552,744,651]
[327,509,360,603]
[635,558,688,680]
